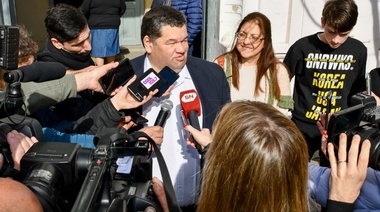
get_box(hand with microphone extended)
[138,126,164,146]
[183,125,211,150]
[136,100,173,149]
[154,99,173,127]
[180,89,204,153]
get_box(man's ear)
[51,38,64,49]
[143,35,153,54]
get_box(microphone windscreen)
[161,99,174,111]
[179,89,201,118]
[19,62,66,82]
[154,99,174,127]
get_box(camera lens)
[75,148,93,180]
[23,163,63,212]
[354,125,380,170]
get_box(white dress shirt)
[142,58,202,206]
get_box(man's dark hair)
[44,4,88,43]
[140,6,186,44]
[322,0,358,32]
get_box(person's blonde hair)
[198,101,309,212]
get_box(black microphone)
[4,62,66,83]
[154,99,174,127]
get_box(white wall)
[212,0,380,71]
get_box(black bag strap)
[152,140,181,211]
[130,132,181,212]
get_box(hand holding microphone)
[180,89,204,153]
[154,99,174,127]
[137,100,173,147]
[183,125,211,149]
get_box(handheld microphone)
[4,62,66,83]
[154,99,174,127]
[180,89,203,153]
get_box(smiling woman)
[214,12,293,115]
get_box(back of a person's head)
[322,0,358,32]
[45,3,87,43]
[0,178,43,212]
[140,6,186,44]
[198,101,309,212]
[18,25,38,66]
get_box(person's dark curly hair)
[17,25,38,65]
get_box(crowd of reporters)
[0,1,379,212]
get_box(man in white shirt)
[130,6,230,211]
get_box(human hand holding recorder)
[111,75,158,111]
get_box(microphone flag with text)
[180,89,201,130]
[154,99,174,127]
[179,89,203,153]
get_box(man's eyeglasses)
[236,32,264,44]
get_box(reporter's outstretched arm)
[68,76,158,134]
[74,62,118,93]
[110,75,158,111]
[21,63,118,114]
[326,133,370,212]
[22,75,78,114]
[184,125,211,149]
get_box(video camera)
[0,25,24,120]
[0,25,164,211]
[327,92,380,170]
[15,128,162,212]
[0,25,31,178]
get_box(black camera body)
[0,25,19,70]
[0,24,163,211]
[16,142,92,211]
[327,93,380,170]
[108,179,162,212]
[14,128,162,212]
